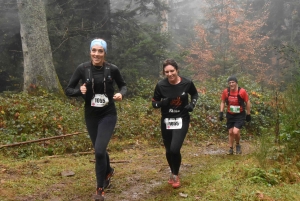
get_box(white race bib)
[230,105,240,113]
[164,118,183,130]
[91,94,109,107]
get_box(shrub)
[0,92,89,158]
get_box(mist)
[0,0,299,91]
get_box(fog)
[0,0,299,91]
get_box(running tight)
[85,115,117,188]
[161,117,190,175]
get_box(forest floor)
[0,138,259,201]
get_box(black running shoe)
[103,168,115,189]
[236,144,242,154]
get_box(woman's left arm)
[189,81,199,107]
[112,66,127,100]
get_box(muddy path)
[104,139,255,201]
[4,139,255,201]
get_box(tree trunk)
[17,0,63,94]
[160,0,169,33]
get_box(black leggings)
[85,115,117,188]
[161,117,190,175]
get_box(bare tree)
[17,0,63,94]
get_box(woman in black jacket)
[65,38,127,201]
[152,59,198,188]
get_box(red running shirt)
[221,88,249,114]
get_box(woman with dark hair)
[65,38,127,201]
[151,59,199,188]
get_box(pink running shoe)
[172,175,181,189]
[168,173,174,184]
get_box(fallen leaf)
[206,142,213,146]
[256,191,264,199]
[179,192,188,198]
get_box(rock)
[61,170,75,177]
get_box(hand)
[113,93,123,101]
[84,82,94,100]
[161,98,170,107]
[80,83,87,95]
[219,112,224,121]
[184,103,194,112]
[246,114,251,122]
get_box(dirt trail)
[4,139,254,201]
[104,139,254,201]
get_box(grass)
[1,138,300,201]
[154,156,300,201]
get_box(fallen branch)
[110,160,130,163]
[89,159,130,163]
[44,151,94,158]
[0,131,87,149]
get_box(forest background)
[1,0,300,200]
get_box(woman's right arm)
[151,84,170,108]
[65,66,84,97]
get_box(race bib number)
[91,94,109,107]
[230,105,240,113]
[164,118,183,130]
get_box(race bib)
[91,94,109,107]
[164,118,183,130]
[230,105,240,113]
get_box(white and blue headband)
[90,39,107,53]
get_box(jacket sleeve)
[189,81,199,107]
[112,66,127,97]
[65,65,84,97]
[152,84,163,108]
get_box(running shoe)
[94,188,104,201]
[168,173,174,184]
[228,147,234,155]
[103,168,115,189]
[236,144,242,154]
[172,175,181,189]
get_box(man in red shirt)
[219,76,251,155]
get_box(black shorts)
[226,111,245,129]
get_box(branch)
[89,159,130,163]
[52,37,69,53]
[0,131,87,149]
[45,154,130,163]
[44,151,94,158]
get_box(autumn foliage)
[186,0,270,84]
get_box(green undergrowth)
[0,92,91,158]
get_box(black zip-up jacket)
[65,61,127,118]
